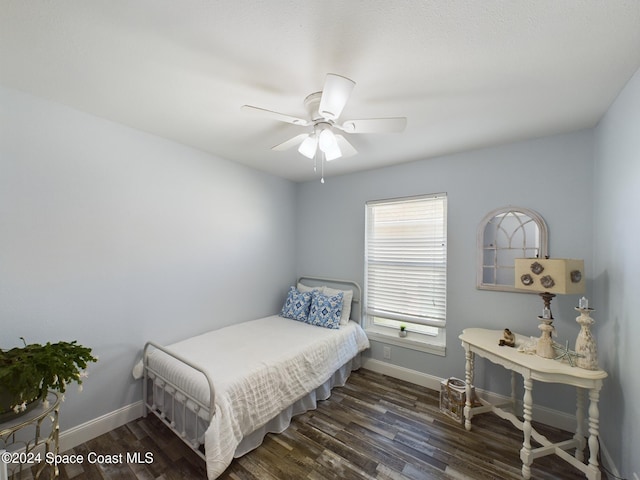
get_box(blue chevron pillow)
[307,290,343,329]
[280,286,313,322]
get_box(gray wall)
[295,129,594,413]
[593,66,640,479]
[0,86,297,431]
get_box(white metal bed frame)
[141,276,362,461]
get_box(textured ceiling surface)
[2,1,640,182]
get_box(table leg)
[587,388,602,480]
[511,371,517,415]
[0,449,8,480]
[574,387,586,462]
[464,347,474,431]
[520,377,533,480]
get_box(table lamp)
[514,258,585,358]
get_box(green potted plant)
[0,338,98,422]
[399,324,407,337]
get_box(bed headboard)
[296,276,363,324]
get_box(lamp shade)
[514,258,585,294]
[298,135,318,159]
[318,128,341,160]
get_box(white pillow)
[296,282,318,294]
[323,286,353,325]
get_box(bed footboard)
[142,342,216,455]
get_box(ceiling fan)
[241,74,407,180]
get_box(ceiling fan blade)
[318,74,355,121]
[241,105,310,126]
[338,117,407,134]
[334,134,357,159]
[271,133,310,151]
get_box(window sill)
[365,326,446,356]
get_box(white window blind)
[365,194,447,329]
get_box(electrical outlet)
[383,346,391,360]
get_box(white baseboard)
[59,401,143,453]
[363,357,443,390]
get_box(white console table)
[459,328,607,480]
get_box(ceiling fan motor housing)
[304,92,325,123]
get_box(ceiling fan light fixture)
[318,127,342,161]
[242,72,407,179]
[324,144,342,161]
[318,127,336,151]
[298,134,318,159]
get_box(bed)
[135,276,370,479]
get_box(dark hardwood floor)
[22,369,607,479]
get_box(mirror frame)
[476,206,548,292]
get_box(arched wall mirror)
[477,207,548,292]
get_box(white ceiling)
[2,1,640,182]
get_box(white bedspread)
[143,315,370,479]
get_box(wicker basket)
[439,377,473,423]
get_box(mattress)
[143,315,370,478]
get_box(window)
[364,194,447,352]
[476,206,548,292]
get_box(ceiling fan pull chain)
[321,152,325,184]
